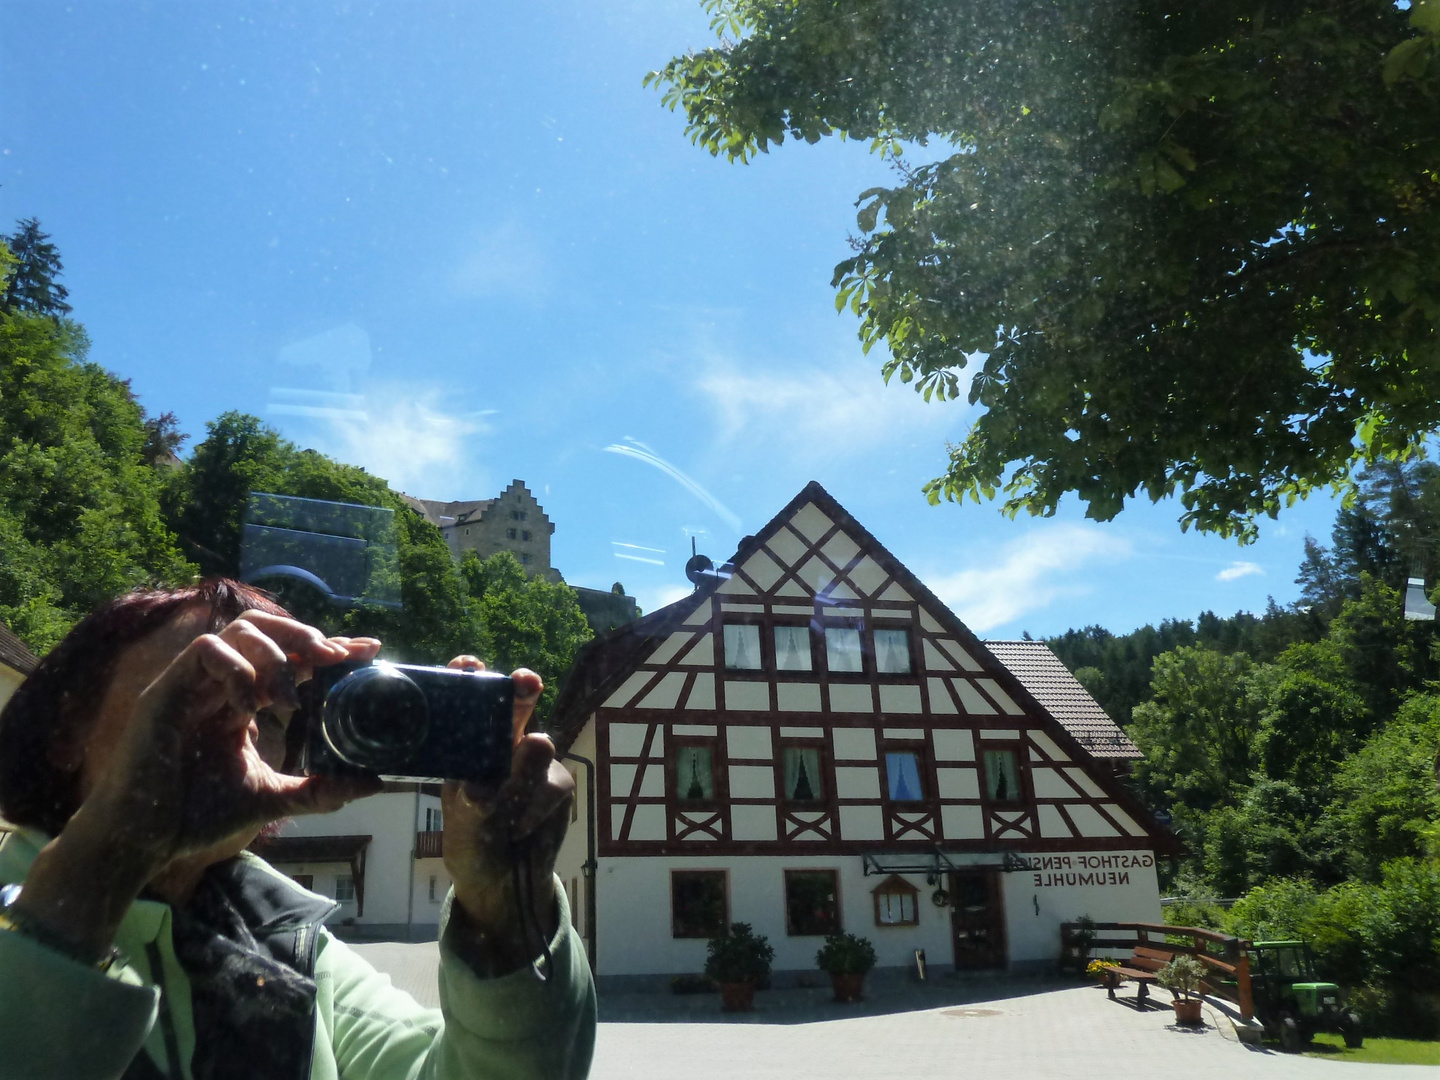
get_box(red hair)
[0,579,288,835]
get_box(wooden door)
[949,869,1007,970]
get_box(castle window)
[871,876,919,927]
[873,628,912,674]
[983,749,1022,804]
[672,871,728,938]
[522,530,531,541]
[674,745,715,801]
[521,554,532,565]
[773,625,812,671]
[781,746,824,803]
[824,627,863,673]
[884,751,925,801]
[785,870,840,936]
[507,528,517,539]
[723,623,762,670]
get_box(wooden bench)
[1062,921,1254,1021]
[1102,945,1177,1006]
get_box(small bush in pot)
[704,923,774,1011]
[816,932,877,1003]
[1157,955,1208,1025]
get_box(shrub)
[815,932,877,975]
[704,922,774,985]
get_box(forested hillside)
[0,222,589,714]
[1050,466,1440,1035]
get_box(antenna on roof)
[684,536,714,589]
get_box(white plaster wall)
[1003,850,1162,965]
[277,788,441,929]
[594,848,1162,977]
[595,854,953,978]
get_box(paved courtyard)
[349,942,1421,1079]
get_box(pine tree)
[1,219,72,317]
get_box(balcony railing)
[415,830,443,859]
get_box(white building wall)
[276,787,447,936]
[594,848,1161,978]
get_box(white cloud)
[635,582,694,616]
[694,354,969,460]
[1216,561,1264,582]
[924,525,1133,632]
[268,381,491,498]
[451,220,547,303]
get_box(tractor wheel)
[1341,1013,1363,1049]
[1280,1015,1301,1054]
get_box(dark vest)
[124,856,337,1080]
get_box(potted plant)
[816,932,877,1003]
[1157,955,1208,1025]
[704,923,774,1012]
[1086,957,1122,996]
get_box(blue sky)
[0,1,1345,638]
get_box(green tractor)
[1248,941,1362,1052]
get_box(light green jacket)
[0,830,596,1080]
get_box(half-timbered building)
[548,482,1174,981]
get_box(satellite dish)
[685,553,715,585]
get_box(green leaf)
[1412,0,1440,34]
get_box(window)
[521,529,531,541]
[507,527,517,539]
[428,874,439,902]
[772,624,812,671]
[334,875,355,903]
[873,628,912,673]
[785,869,840,935]
[425,806,443,832]
[872,876,919,927]
[983,749,1022,803]
[521,553,531,564]
[723,622,762,670]
[781,746,824,802]
[291,874,313,890]
[824,626,863,672]
[671,871,728,938]
[674,745,715,801]
[885,751,925,801]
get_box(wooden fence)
[1061,920,1254,1020]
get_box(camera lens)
[321,663,429,768]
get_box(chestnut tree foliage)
[651,0,1440,538]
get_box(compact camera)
[293,660,514,784]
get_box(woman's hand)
[439,658,575,976]
[79,611,383,872]
[13,609,383,964]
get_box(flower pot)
[1172,997,1204,1026]
[719,981,756,1012]
[830,971,866,1003]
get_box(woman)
[0,579,595,1080]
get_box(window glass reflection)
[723,623,762,670]
[773,625,812,671]
[825,627,863,672]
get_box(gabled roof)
[552,481,1120,763]
[984,640,1139,760]
[0,623,38,676]
[546,479,1173,850]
